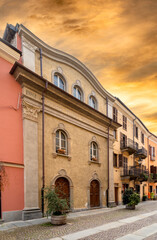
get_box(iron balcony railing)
[135,147,147,159]
[120,138,137,154]
[121,166,149,180]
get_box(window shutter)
[149,145,151,155]
[134,124,136,137]
[125,135,127,147]
[119,154,123,167]
[153,147,155,157]
[150,165,154,173]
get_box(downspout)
[133,117,137,191]
[107,120,112,207]
[40,48,48,216]
[147,134,152,197]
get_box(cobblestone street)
[0,201,157,240]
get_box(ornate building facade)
[1,23,157,221]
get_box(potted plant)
[57,149,66,154]
[44,187,69,225]
[92,156,97,161]
[122,189,133,205]
[127,193,140,209]
[123,189,140,210]
[142,195,147,201]
[150,192,154,200]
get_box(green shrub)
[150,192,154,200]
[44,187,69,216]
[122,189,133,205]
[142,195,147,201]
[128,193,140,206]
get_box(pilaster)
[22,100,42,220]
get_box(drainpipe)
[147,134,152,197]
[107,120,112,207]
[40,48,48,216]
[133,117,137,191]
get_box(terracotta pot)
[57,149,65,154]
[126,204,135,210]
[51,214,67,225]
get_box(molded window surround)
[73,85,84,101]
[52,124,71,161]
[89,95,97,110]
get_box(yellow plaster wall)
[35,52,107,115]
[38,112,108,210]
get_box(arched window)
[73,85,82,100]
[89,96,97,109]
[54,74,65,90]
[90,142,98,161]
[56,130,67,154]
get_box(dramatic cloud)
[0,0,157,134]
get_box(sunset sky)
[0,0,157,134]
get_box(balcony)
[121,166,149,181]
[120,138,137,155]
[135,147,147,159]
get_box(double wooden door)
[90,180,100,207]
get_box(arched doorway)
[55,177,70,206]
[90,180,100,207]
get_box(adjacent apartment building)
[0,23,157,221]
[0,38,24,221]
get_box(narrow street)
[0,201,157,240]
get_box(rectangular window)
[113,153,118,167]
[119,154,123,167]
[135,126,138,139]
[113,107,118,122]
[123,115,127,130]
[153,147,155,157]
[150,146,155,160]
[120,132,127,148]
[136,142,139,151]
[113,130,117,140]
[141,132,144,144]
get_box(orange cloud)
[0,0,157,134]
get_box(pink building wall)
[0,56,24,220]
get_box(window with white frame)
[89,96,97,109]
[56,130,67,154]
[90,142,98,161]
[73,85,82,100]
[54,74,65,90]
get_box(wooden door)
[115,187,118,205]
[90,180,100,207]
[55,177,70,205]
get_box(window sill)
[88,160,101,166]
[52,153,71,161]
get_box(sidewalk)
[0,201,157,240]
[0,205,124,232]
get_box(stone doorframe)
[51,169,74,210]
[87,172,102,209]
